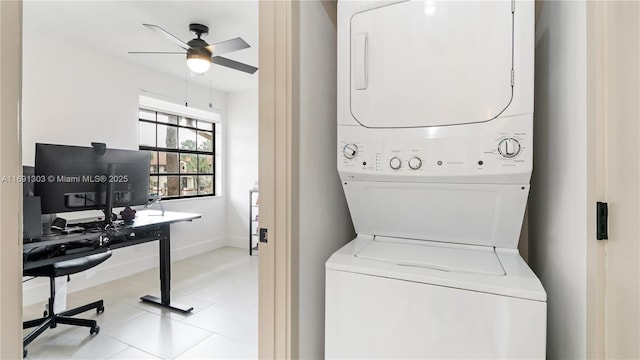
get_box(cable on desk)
[97,225,129,246]
[73,194,113,223]
[22,246,44,263]
[23,241,73,264]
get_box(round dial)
[498,138,521,158]
[389,157,402,170]
[408,157,422,170]
[343,144,358,159]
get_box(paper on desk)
[53,276,67,313]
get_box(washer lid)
[328,235,547,302]
[355,237,505,276]
[350,0,513,128]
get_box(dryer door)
[350,1,513,128]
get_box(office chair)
[22,251,112,357]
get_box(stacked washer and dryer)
[325,1,546,358]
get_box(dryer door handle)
[354,32,368,90]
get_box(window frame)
[137,97,219,200]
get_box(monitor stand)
[103,163,116,227]
[146,195,165,216]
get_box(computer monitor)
[34,143,151,224]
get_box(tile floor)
[22,247,258,360]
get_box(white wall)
[297,2,355,359]
[22,21,229,305]
[226,90,258,248]
[528,1,588,358]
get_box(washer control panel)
[338,117,531,180]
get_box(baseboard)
[22,237,227,307]
[226,236,247,249]
[173,237,228,261]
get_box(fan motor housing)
[187,38,210,49]
[187,46,212,59]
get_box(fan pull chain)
[209,71,213,109]
[184,67,189,107]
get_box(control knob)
[343,144,358,159]
[389,157,402,170]
[408,157,422,170]
[498,138,521,158]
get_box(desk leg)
[140,224,194,313]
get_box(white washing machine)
[326,0,546,358]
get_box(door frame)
[258,1,299,358]
[1,0,301,358]
[0,0,24,358]
[586,0,605,358]
[589,2,640,358]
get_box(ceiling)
[24,0,259,93]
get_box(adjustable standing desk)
[23,210,201,313]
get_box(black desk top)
[23,210,201,251]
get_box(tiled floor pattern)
[22,247,258,360]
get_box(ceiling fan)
[129,23,258,75]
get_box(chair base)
[23,299,104,356]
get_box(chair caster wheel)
[43,310,48,317]
[97,306,104,314]
[23,348,27,357]
[90,326,100,335]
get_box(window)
[138,108,215,199]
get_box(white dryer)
[326,0,546,358]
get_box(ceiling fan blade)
[212,56,258,74]
[143,24,189,50]
[128,51,185,55]
[211,37,250,56]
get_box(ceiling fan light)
[186,48,211,74]
[187,57,211,74]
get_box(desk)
[23,210,201,313]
